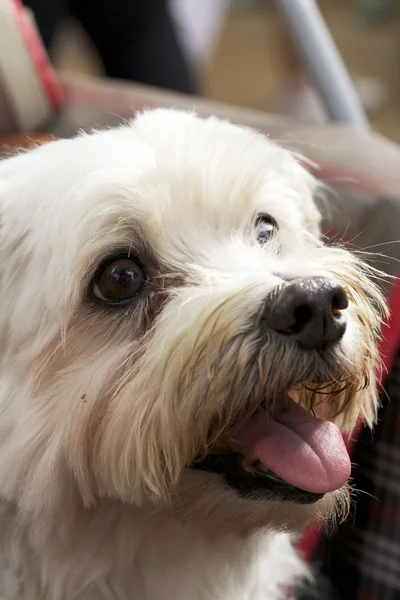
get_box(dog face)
[0,110,385,534]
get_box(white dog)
[0,110,385,599]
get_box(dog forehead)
[0,110,312,254]
[133,110,304,205]
[86,111,308,230]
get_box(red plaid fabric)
[308,345,400,600]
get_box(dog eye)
[92,256,146,304]
[255,215,278,244]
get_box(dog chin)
[173,468,347,537]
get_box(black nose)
[263,277,348,350]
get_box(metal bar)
[275,0,369,130]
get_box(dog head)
[0,110,385,534]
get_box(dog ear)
[0,133,58,154]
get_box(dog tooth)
[254,462,271,474]
[241,458,257,474]
[240,458,273,478]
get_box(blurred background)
[26,0,400,141]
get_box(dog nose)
[263,277,348,350]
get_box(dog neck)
[0,490,305,599]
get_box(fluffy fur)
[0,109,386,599]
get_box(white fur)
[0,110,382,599]
[0,500,305,599]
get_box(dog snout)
[263,277,348,350]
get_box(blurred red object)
[0,0,63,135]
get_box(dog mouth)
[190,396,351,505]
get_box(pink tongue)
[229,397,351,494]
